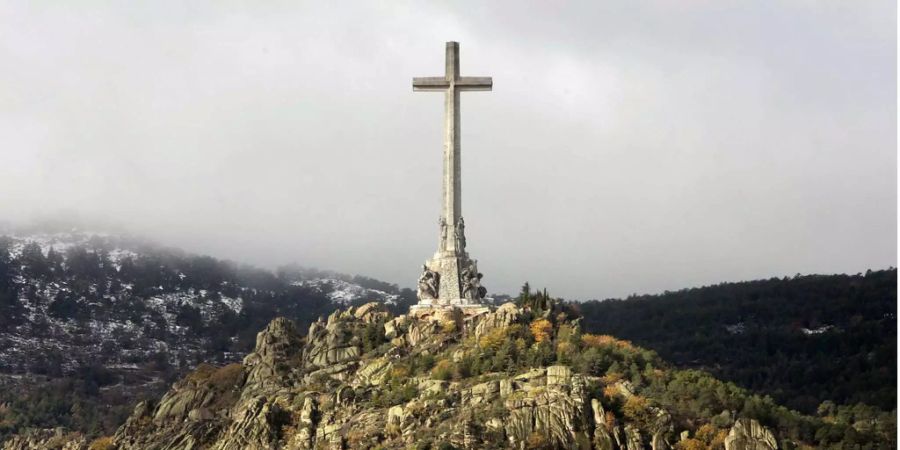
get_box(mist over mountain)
[0,226,415,441]
[0,226,893,448]
[2,1,894,301]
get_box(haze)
[1,1,896,300]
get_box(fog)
[1,1,895,299]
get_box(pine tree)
[46,247,64,275]
[20,241,49,278]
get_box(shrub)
[622,395,652,427]
[525,431,551,449]
[390,365,410,380]
[603,385,620,400]
[369,381,417,408]
[88,436,115,450]
[710,430,728,449]
[557,324,578,343]
[440,320,457,333]
[556,341,575,363]
[601,372,624,384]
[696,423,717,443]
[187,363,217,383]
[208,363,243,390]
[529,319,552,343]
[675,438,706,450]
[581,334,634,351]
[431,359,454,381]
[410,353,436,374]
[479,326,509,350]
[604,411,618,429]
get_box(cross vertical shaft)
[444,42,461,253]
[413,42,491,255]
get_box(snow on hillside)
[7,230,113,256]
[0,229,403,378]
[291,278,400,305]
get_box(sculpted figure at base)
[455,217,466,252]
[439,217,448,250]
[417,265,440,300]
[461,261,487,300]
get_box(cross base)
[415,251,487,307]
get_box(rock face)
[16,301,782,450]
[1,428,87,450]
[502,366,593,449]
[725,419,778,450]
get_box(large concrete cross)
[413,41,492,254]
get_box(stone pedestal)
[413,250,485,308]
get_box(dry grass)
[208,363,243,390]
[88,436,115,450]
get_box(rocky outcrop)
[303,303,388,369]
[21,302,786,450]
[503,366,593,449]
[113,397,225,450]
[1,428,87,450]
[725,419,778,450]
[472,302,523,339]
[243,317,302,389]
[210,396,285,450]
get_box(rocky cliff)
[4,302,789,449]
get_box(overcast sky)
[1,1,895,299]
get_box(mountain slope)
[0,229,894,448]
[0,230,415,441]
[7,300,893,449]
[578,270,897,414]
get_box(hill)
[5,300,893,449]
[577,271,897,414]
[0,228,894,447]
[0,229,415,441]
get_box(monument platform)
[408,303,493,322]
[410,301,490,311]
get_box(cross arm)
[456,77,492,91]
[413,76,493,91]
[413,77,449,91]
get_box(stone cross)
[413,42,492,254]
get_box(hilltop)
[0,229,894,448]
[6,299,893,449]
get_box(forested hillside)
[8,294,895,449]
[0,230,415,441]
[578,270,897,418]
[0,228,894,446]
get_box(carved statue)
[460,261,485,300]
[417,264,440,300]
[439,217,448,250]
[455,217,466,251]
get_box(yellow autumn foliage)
[88,436,115,450]
[529,319,553,343]
[581,333,634,351]
[675,438,706,450]
[479,326,509,349]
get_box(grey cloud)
[0,1,895,299]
